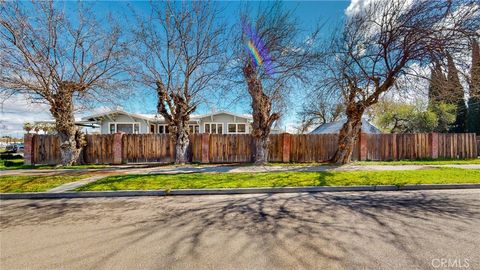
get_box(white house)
[63,109,283,135]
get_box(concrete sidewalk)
[47,175,107,193]
[2,163,480,177]
[141,164,480,174]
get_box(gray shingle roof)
[310,118,381,134]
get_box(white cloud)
[346,0,414,17]
[0,95,117,138]
[345,0,375,17]
[0,94,51,137]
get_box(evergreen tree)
[467,39,480,134]
[428,59,448,105]
[446,51,467,132]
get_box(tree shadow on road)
[1,190,479,269]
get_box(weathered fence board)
[289,134,339,162]
[32,135,61,165]
[438,133,477,159]
[268,134,283,162]
[189,134,202,163]
[28,132,478,165]
[208,134,254,163]
[477,136,480,158]
[122,134,174,163]
[395,134,430,160]
[84,135,114,164]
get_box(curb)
[1,184,479,200]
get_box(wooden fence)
[25,133,478,165]
[363,133,478,160]
[122,134,175,163]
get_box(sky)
[0,1,352,138]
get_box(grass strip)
[77,168,480,191]
[0,174,93,193]
[353,159,480,165]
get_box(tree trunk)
[243,60,279,165]
[49,85,85,166]
[254,136,269,165]
[57,129,83,166]
[174,126,189,165]
[333,111,363,164]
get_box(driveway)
[1,190,479,269]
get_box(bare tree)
[233,3,320,164]
[318,0,479,164]
[0,1,128,165]
[131,1,226,164]
[297,90,344,133]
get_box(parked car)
[17,143,24,152]
[5,143,24,153]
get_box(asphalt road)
[1,190,479,270]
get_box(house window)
[109,123,140,134]
[117,124,132,133]
[150,124,156,134]
[227,123,247,134]
[204,123,223,134]
[238,123,246,133]
[158,124,169,134]
[189,124,199,134]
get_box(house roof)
[81,109,253,122]
[81,109,162,122]
[34,119,99,128]
[192,110,253,120]
[310,118,382,134]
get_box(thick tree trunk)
[333,111,363,164]
[243,60,279,165]
[254,136,269,165]
[57,130,83,166]
[49,84,85,166]
[174,126,189,165]
[155,80,195,165]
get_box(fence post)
[201,133,210,163]
[282,133,291,163]
[24,134,34,165]
[392,133,398,161]
[359,132,368,161]
[429,133,438,159]
[113,133,124,164]
[474,134,479,158]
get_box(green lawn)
[77,168,480,191]
[0,174,93,193]
[0,158,25,169]
[0,161,107,170]
[0,154,107,170]
[353,159,480,165]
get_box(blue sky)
[0,1,352,137]
[93,1,350,126]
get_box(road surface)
[1,190,479,269]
